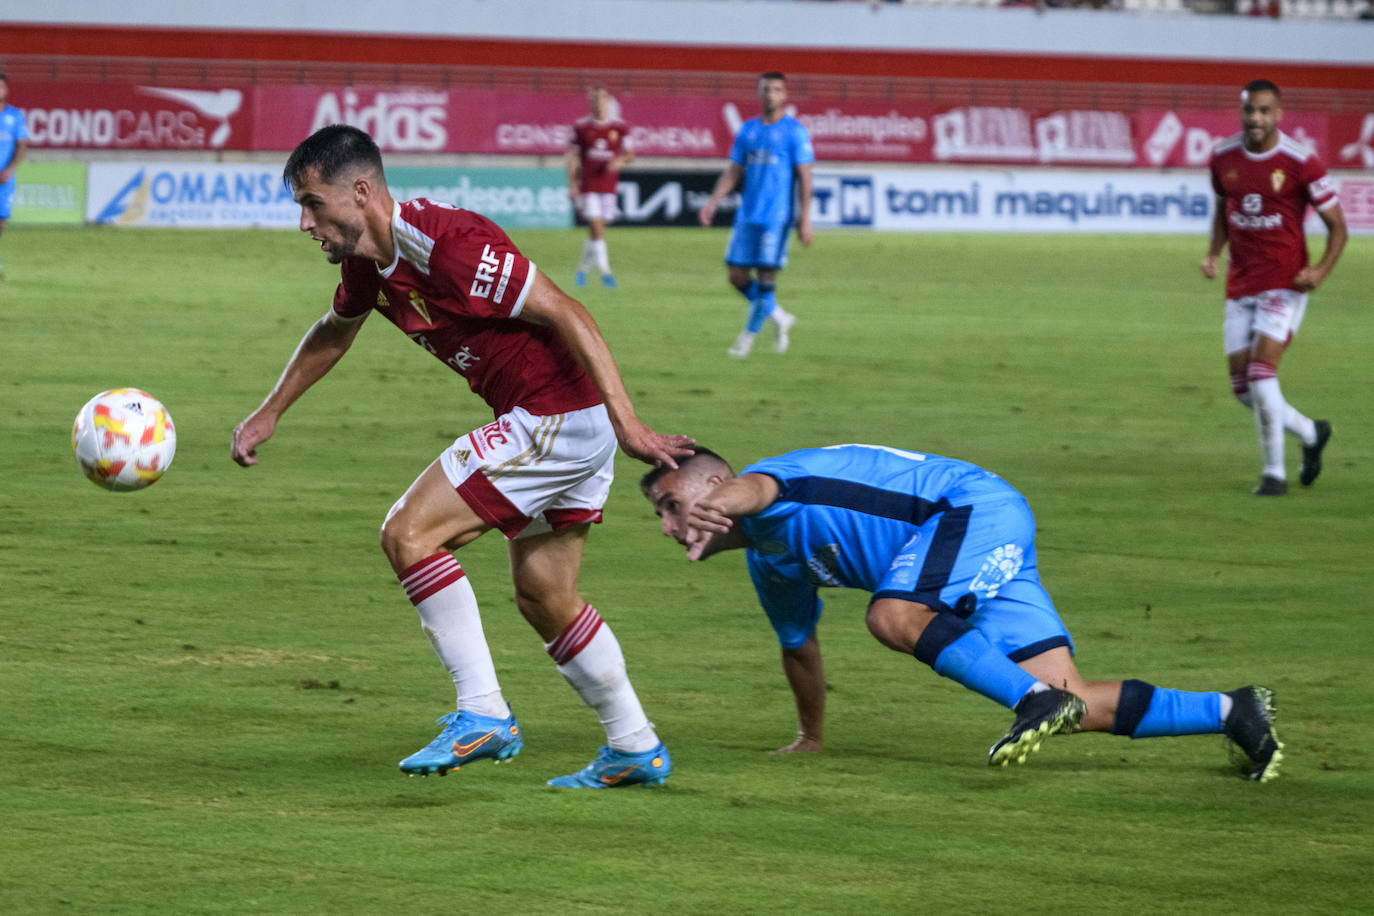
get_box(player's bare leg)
[383,461,520,775]
[511,525,671,787]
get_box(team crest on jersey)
[408,291,433,326]
[969,544,1024,599]
[1224,169,1238,186]
[609,129,619,142]
[1271,170,1286,193]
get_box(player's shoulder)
[1275,131,1321,167]
[573,115,595,130]
[1210,132,1245,161]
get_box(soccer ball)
[71,388,177,492]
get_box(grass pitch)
[1,225,1371,914]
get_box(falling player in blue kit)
[699,72,814,358]
[642,444,1283,781]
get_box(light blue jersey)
[739,444,1072,658]
[0,104,28,179]
[0,103,28,219]
[729,115,814,226]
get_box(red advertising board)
[1329,112,1374,171]
[1135,109,1330,168]
[16,82,254,150]
[12,79,1372,173]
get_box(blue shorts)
[725,221,791,271]
[872,496,1074,662]
[0,179,14,220]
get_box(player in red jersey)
[566,87,635,288]
[231,125,692,788]
[1201,79,1347,496]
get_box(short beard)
[325,222,364,264]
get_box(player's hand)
[0,168,12,185]
[617,420,695,470]
[797,218,815,247]
[230,412,277,467]
[699,201,717,227]
[684,496,734,561]
[769,733,822,755]
[1293,266,1326,292]
[1199,254,1219,280]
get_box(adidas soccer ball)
[71,388,177,491]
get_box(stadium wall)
[5,0,1373,90]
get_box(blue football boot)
[574,271,588,287]
[398,710,522,776]
[546,742,672,788]
[601,273,618,288]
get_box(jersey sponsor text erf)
[332,200,602,418]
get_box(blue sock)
[735,279,758,305]
[746,283,777,334]
[1110,680,1223,738]
[913,612,1038,709]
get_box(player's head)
[757,72,788,117]
[284,125,388,264]
[1239,80,1282,152]
[0,74,8,105]
[641,446,736,548]
[588,86,610,119]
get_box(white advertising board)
[812,168,1216,233]
[87,162,299,228]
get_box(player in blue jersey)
[699,72,814,358]
[641,444,1283,781]
[0,74,30,280]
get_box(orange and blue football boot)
[546,742,672,788]
[398,710,522,776]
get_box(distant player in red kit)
[1201,79,1347,495]
[232,125,692,788]
[567,86,635,288]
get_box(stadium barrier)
[39,160,1368,235]
[13,81,1374,173]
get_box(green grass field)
[2,225,1370,914]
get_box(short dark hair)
[639,446,733,496]
[1242,79,1281,101]
[759,71,786,83]
[283,124,385,190]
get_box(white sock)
[545,604,658,752]
[1234,375,1313,444]
[399,553,508,718]
[1247,366,1286,479]
[592,239,611,274]
[577,240,596,272]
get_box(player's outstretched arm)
[518,271,694,468]
[772,636,825,754]
[231,311,362,467]
[1295,203,1348,292]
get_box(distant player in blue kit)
[0,74,30,280]
[642,444,1283,781]
[699,72,814,358]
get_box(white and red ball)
[71,388,177,492]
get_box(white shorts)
[438,403,616,540]
[1223,289,1308,354]
[578,192,618,223]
